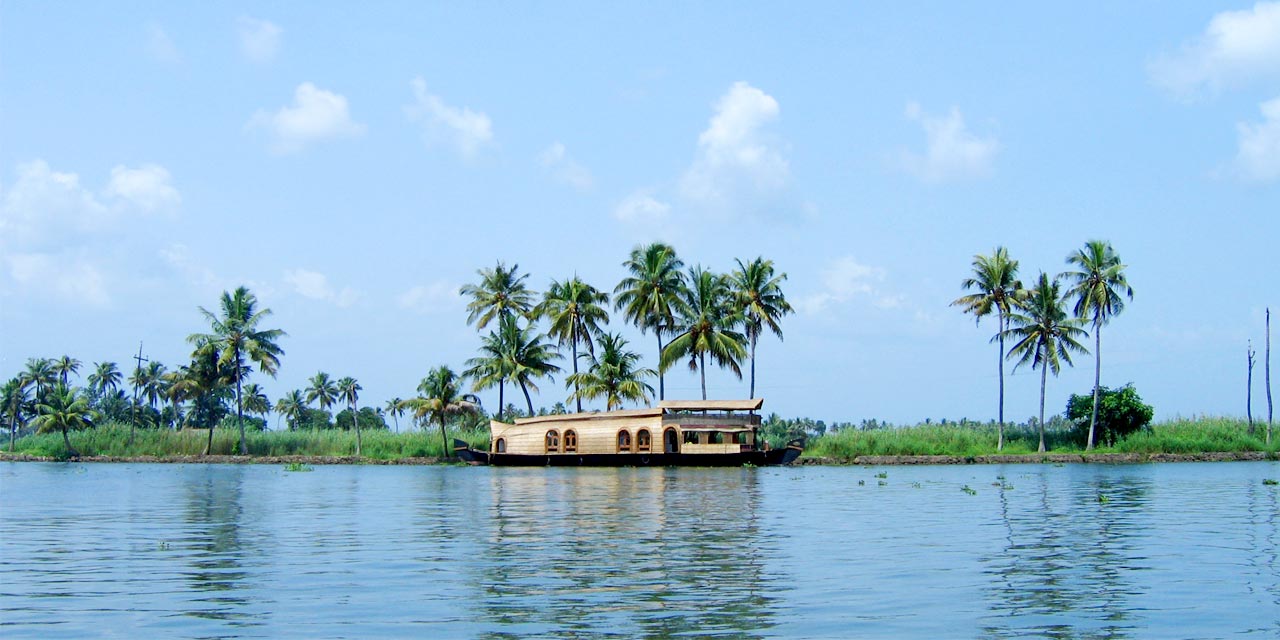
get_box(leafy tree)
[3,378,28,452]
[338,376,363,455]
[661,266,747,400]
[1062,240,1133,450]
[1066,384,1153,447]
[404,366,481,457]
[1003,273,1089,452]
[53,355,82,388]
[296,408,333,430]
[188,286,286,455]
[275,390,307,430]
[336,407,387,432]
[614,242,689,401]
[566,332,656,410]
[461,261,535,330]
[31,384,97,457]
[88,361,122,396]
[951,246,1023,451]
[535,276,610,412]
[730,257,792,399]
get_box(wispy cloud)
[1149,1,1280,97]
[613,190,671,223]
[1235,96,1280,182]
[538,142,593,190]
[397,280,463,314]
[238,16,282,63]
[897,102,999,183]
[145,22,181,65]
[248,83,365,154]
[796,256,902,315]
[283,268,358,307]
[405,77,493,159]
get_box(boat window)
[730,432,741,444]
[617,430,632,452]
[495,438,506,453]
[564,430,578,452]
[664,428,679,453]
[636,429,651,452]
[710,432,725,444]
[684,431,701,445]
[545,430,560,453]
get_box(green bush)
[1066,384,1153,447]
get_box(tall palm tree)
[460,261,536,330]
[275,390,307,430]
[566,332,656,410]
[385,398,405,433]
[172,350,232,454]
[729,257,792,399]
[464,316,519,421]
[1062,240,1134,450]
[404,366,481,457]
[615,243,689,401]
[3,378,28,452]
[53,356,82,388]
[661,266,747,400]
[242,382,270,429]
[32,384,97,457]
[535,276,610,412]
[20,358,56,405]
[160,370,185,429]
[306,372,338,423]
[140,361,168,420]
[506,318,562,415]
[188,286,286,455]
[951,247,1024,451]
[1003,273,1089,453]
[88,361,123,397]
[338,376,363,455]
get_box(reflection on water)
[2,461,1280,638]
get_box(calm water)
[2,461,1278,638]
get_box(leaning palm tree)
[460,261,536,330]
[566,332,656,410]
[53,356,82,388]
[3,378,29,452]
[306,372,339,421]
[614,242,689,401]
[337,376,363,455]
[535,276,610,412]
[661,266,747,400]
[385,398,405,433]
[1003,273,1089,453]
[951,247,1024,451]
[275,390,307,430]
[1062,240,1134,450]
[88,361,123,397]
[31,384,97,457]
[404,366,481,457]
[729,257,792,399]
[188,286,286,455]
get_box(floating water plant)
[875,471,888,479]
[284,462,314,472]
[1264,479,1278,486]
[961,485,977,495]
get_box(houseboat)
[453,398,803,466]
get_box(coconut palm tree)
[3,378,28,452]
[535,276,610,412]
[661,266,747,400]
[188,286,286,455]
[506,318,562,415]
[31,384,97,457]
[140,361,168,420]
[460,261,536,330]
[404,366,481,457]
[1062,240,1133,450]
[160,370,185,429]
[306,371,339,419]
[88,361,123,397]
[172,350,232,454]
[729,257,792,399]
[1003,273,1089,453]
[385,398,404,433]
[566,332,656,410]
[951,247,1024,451]
[464,316,520,421]
[615,243,689,401]
[242,382,270,429]
[20,358,56,406]
[53,356,82,388]
[275,390,307,430]
[337,376,363,455]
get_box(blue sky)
[2,2,1278,425]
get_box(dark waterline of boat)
[2,461,1278,638]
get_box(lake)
[1,461,1278,638]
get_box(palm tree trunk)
[235,363,247,455]
[572,337,581,413]
[438,417,449,458]
[353,401,361,456]
[498,382,505,422]
[997,310,1005,452]
[1267,308,1272,445]
[204,399,215,455]
[9,412,17,452]
[657,331,665,401]
[1248,345,1255,435]
[520,381,534,415]
[700,353,707,400]
[1086,322,1101,450]
[749,333,758,399]
[1038,363,1047,453]
[62,423,78,457]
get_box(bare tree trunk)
[1248,342,1256,435]
[1267,308,1273,445]
[997,310,1005,451]
[1038,363,1047,454]
[1087,321,1101,450]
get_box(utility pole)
[129,342,149,445]
[1247,341,1255,435]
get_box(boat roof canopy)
[499,399,764,427]
[659,398,763,412]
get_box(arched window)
[495,438,506,453]
[664,428,680,453]
[564,430,578,452]
[636,429,652,452]
[545,430,560,453]
[617,430,632,452]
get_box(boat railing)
[662,413,761,426]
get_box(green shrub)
[1066,384,1154,447]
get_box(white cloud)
[898,103,999,183]
[538,142,593,190]
[1235,96,1280,181]
[613,190,671,223]
[405,77,493,159]
[248,82,365,154]
[1150,1,1280,96]
[283,268,358,307]
[796,256,894,315]
[397,281,463,314]
[238,16,282,63]
[146,23,181,65]
[104,164,181,213]
[7,252,110,307]
[680,81,790,209]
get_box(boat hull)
[454,440,802,467]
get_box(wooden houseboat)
[453,398,803,466]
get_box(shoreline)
[1,451,1273,466]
